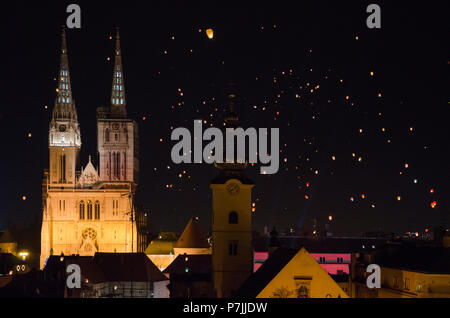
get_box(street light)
[19,251,29,261]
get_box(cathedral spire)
[224,82,238,128]
[52,26,77,122]
[110,27,127,118]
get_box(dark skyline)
[1,1,449,236]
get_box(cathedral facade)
[40,27,145,269]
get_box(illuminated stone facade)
[40,27,144,268]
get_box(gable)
[257,248,348,298]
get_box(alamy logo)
[66,264,81,289]
[366,264,381,288]
[171,120,280,174]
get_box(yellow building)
[352,244,450,298]
[40,27,144,268]
[237,247,348,298]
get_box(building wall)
[211,179,254,298]
[353,266,450,298]
[97,119,138,183]
[40,189,137,268]
[173,247,211,258]
[84,281,168,298]
[147,254,176,271]
[0,243,17,255]
[378,267,450,298]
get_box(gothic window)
[116,152,121,179]
[105,128,110,142]
[228,211,238,224]
[112,152,117,179]
[60,155,66,183]
[228,241,238,255]
[95,201,100,219]
[79,201,85,219]
[123,152,127,179]
[87,201,93,220]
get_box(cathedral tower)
[97,28,139,184]
[210,86,254,298]
[48,26,81,185]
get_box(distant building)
[352,241,450,298]
[0,230,17,255]
[236,247,348,298]
[43,252,169,298]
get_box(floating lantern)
[206,28,214,39]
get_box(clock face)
[226,183,240,195]
[59,125,66,132]
[112,123,119,130]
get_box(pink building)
[254,251,350,275]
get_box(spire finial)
[115,27,121,56]
[61,25,67,55]
[224,82,238,127]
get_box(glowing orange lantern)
[206,28,214,39]
[431,201,437,208]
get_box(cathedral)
[40,27,146,269]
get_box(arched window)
[87,201,93,220]
[228,211,238,224]
[105,129,110,142]
[60,155,66,183]
[95,201,100,219]
[79,201,85,219]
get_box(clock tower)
[210,86,254,298]
[48,26,81,186]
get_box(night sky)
[1,1,449,237]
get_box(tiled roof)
[175,218,210,249]
[93,253,168,282]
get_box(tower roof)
[52,26,77,122]
[110,27,127,118]
[175,218,210,249]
